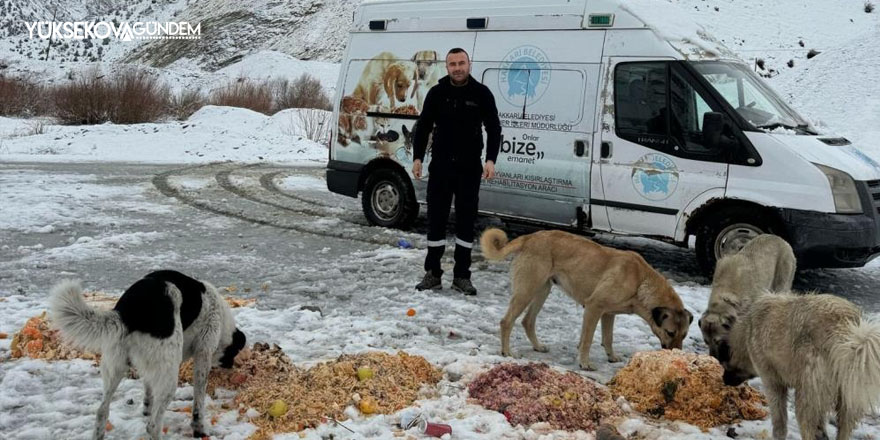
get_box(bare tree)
[295,109,331,144]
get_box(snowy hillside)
[0,0,356,69]
[669,0,880,147]
[2,0,877,146]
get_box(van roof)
[354,0,737,60]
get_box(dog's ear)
[384,70,397,102]
[219,328,246,369]
[430,50,437,61]
[652,307,669,327]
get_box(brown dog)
[480,228,692,370]
[352,52,414,110]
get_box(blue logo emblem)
[498,46,551,106]
[631,153,680,201]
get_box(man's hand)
[482,160,496,180]
[412,159,423,180]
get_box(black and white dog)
[50,270,246,439]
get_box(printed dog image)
[699,234,795,360]
[50,270,246,440]
[411,50,438,81]
[722,293,880,440]
[352,51,415,110]
[480,228,692,371]
[410,50,441,109]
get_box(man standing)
[412,48,501,295]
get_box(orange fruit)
[406,308,416,317]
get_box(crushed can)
[399,411,452,438]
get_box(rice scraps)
[468,363,623,432]
[608,350,767,430]
[184,346,443,438]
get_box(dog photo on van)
[699,234,795,360]
[410,49,442,109]
[721,293,880,440]
[49,270,246,440]
[352,51,416,110]
[480,228,692,371]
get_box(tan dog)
[410,50,441,109]
[480,228,692,371]
[352,52,414,110]
[700,234,795,360]
[722,293,880,440]
[411,50,438,82]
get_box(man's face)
[446,52,470,83]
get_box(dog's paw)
[533,344,549,353]
[578,360,596,371]
[192,430,208,438]
[607,354,623,363]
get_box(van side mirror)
[703,112,737,151]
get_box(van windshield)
[689,61,816,134]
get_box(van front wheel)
[695,211,770,275]
[362,169,418,229]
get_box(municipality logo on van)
[499,45,551,106]
[631,153,680,201]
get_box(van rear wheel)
[695,210,771,275]
[362,169,418,229]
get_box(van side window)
[670,66,722,155]
[615,62,730,160]
[615,63,668,144]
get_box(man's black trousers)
[424,168,481,279]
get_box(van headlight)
[814,164,863,214]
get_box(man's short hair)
[446,48,470,61]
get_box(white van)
[326,0,880,273]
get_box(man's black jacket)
[413,75,501,173]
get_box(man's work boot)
[415,271,442,291]
[452,277,477,296]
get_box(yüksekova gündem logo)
[24,21,201,41]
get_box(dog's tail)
[479,228,526,261]
[49,280,125,353]
[831,318,880,416]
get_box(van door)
[471,32,603,226]
[597,59,730,237]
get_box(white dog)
[50,270,246,439]
[410,50,441,109]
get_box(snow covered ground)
[2,159,880,440]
